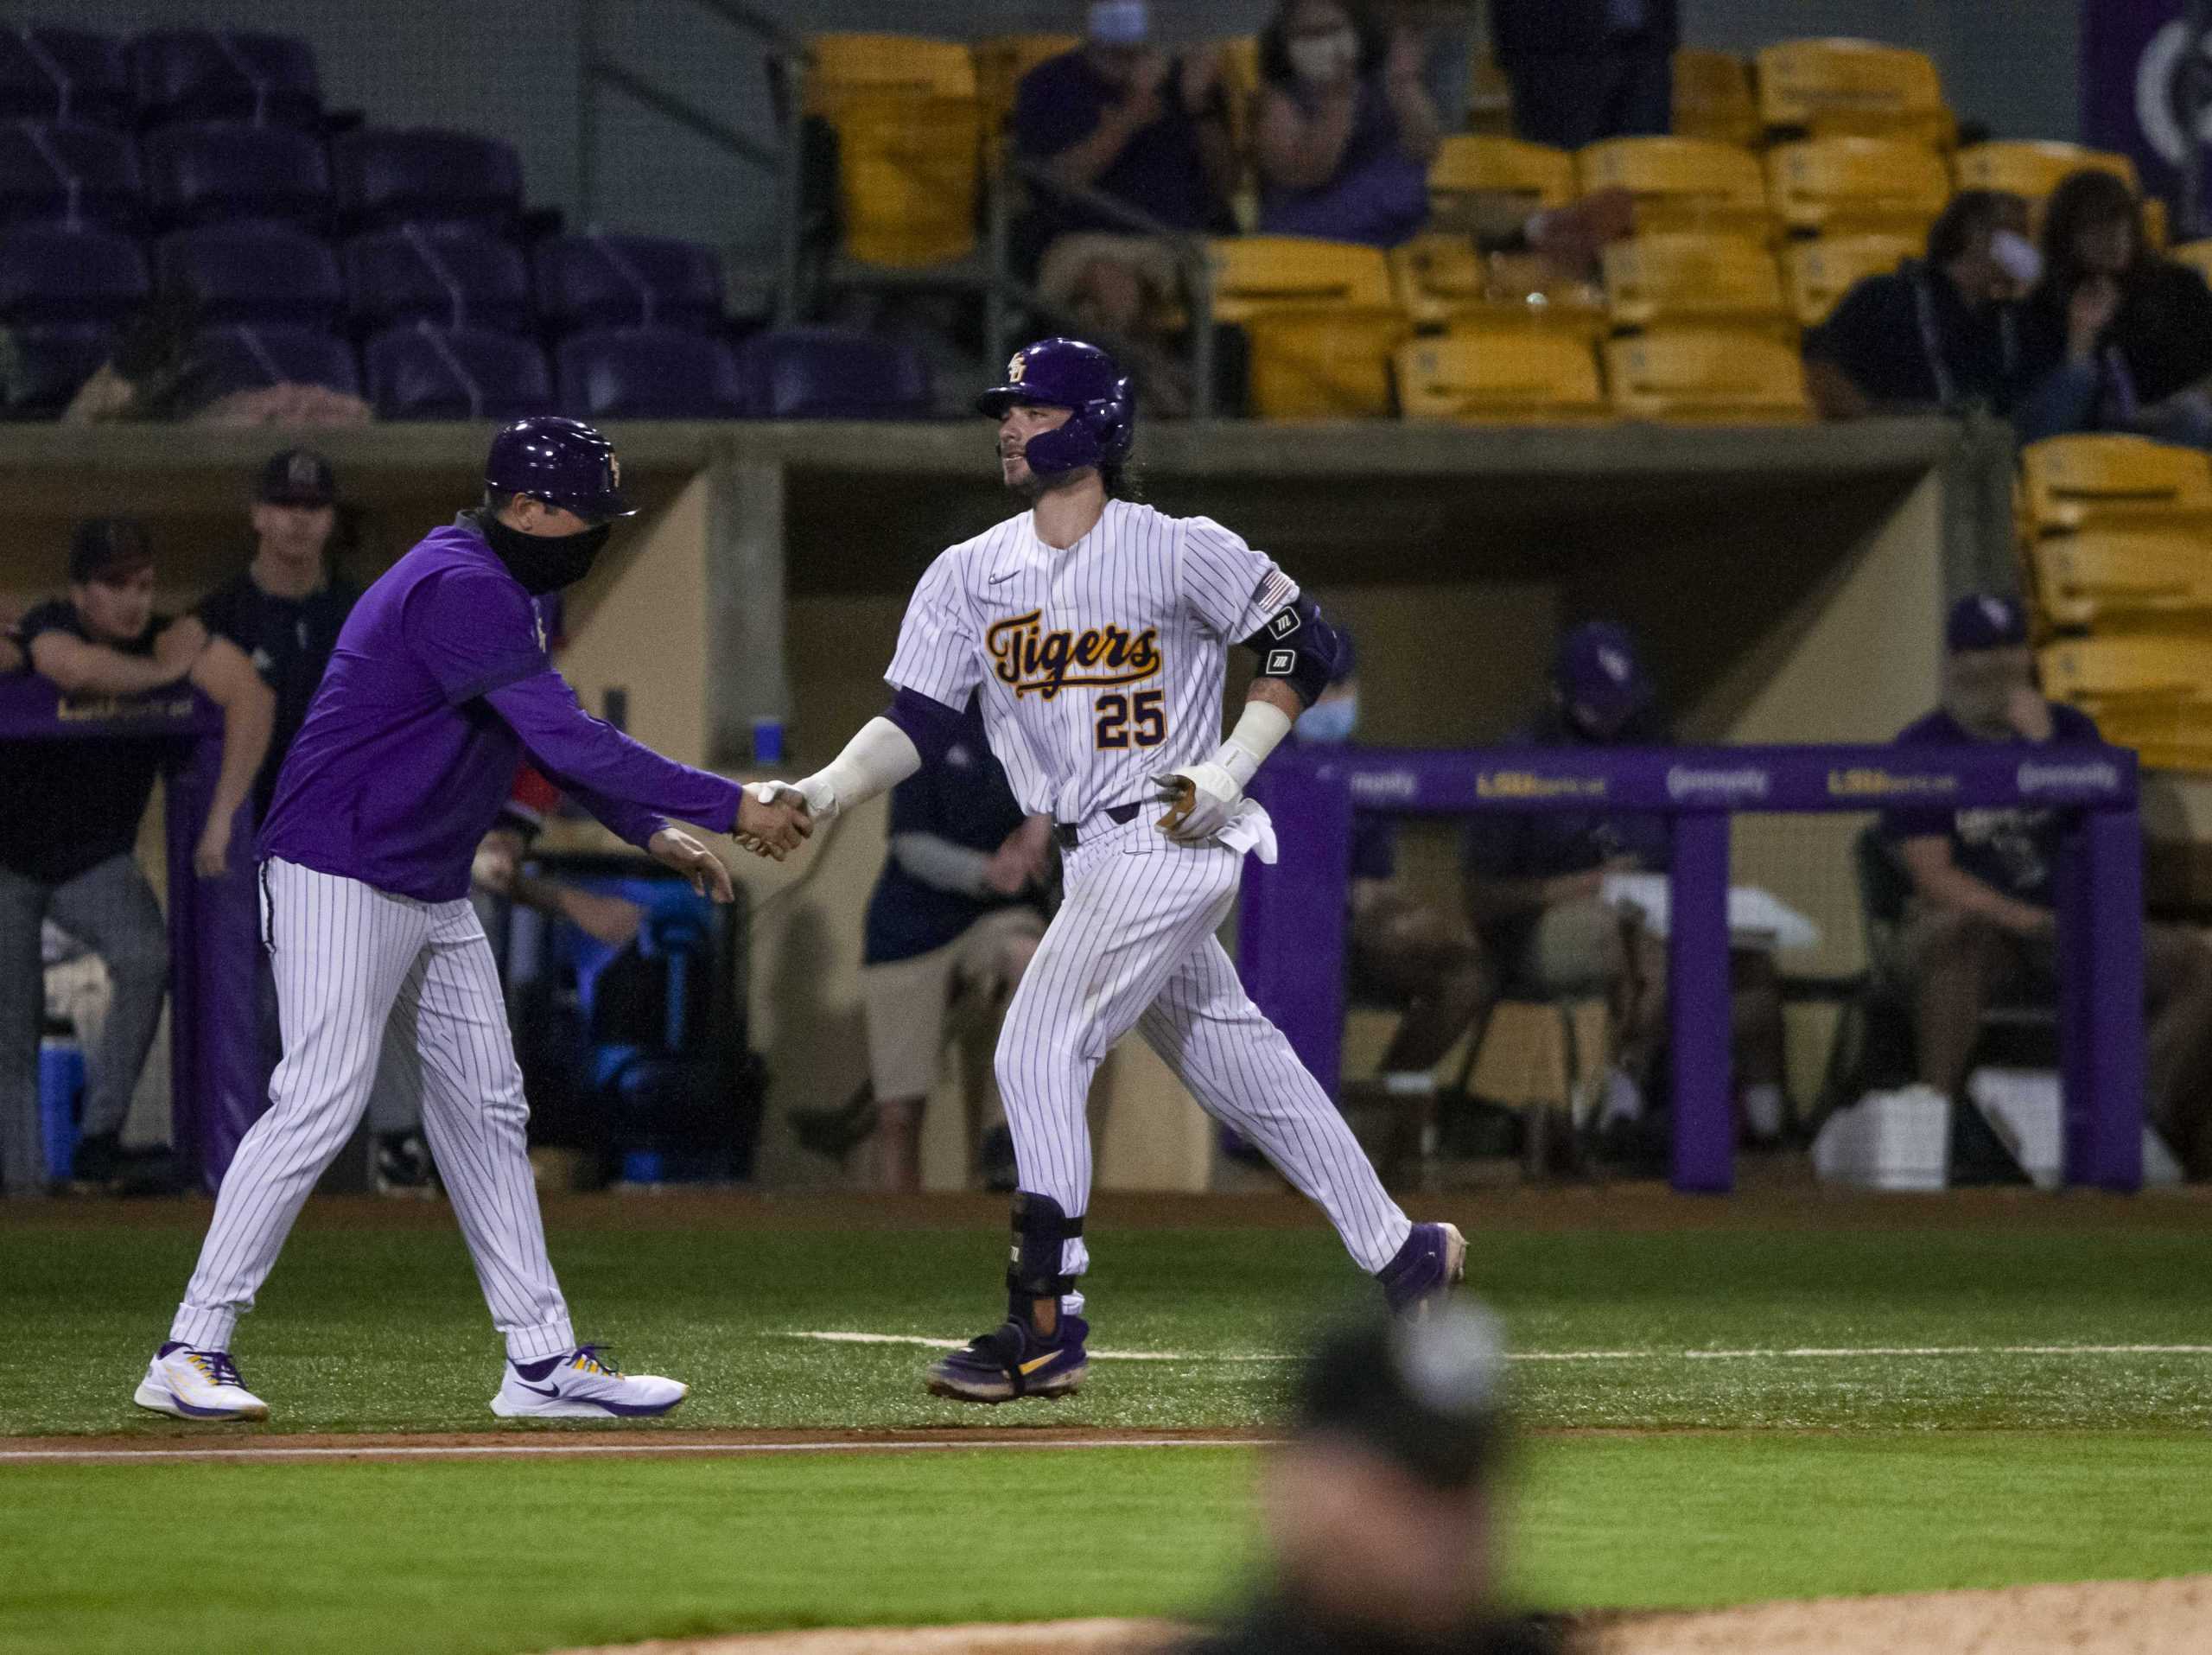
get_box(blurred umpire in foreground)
[1180,1304,1564,1655]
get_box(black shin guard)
[1005,1191,1083,1325]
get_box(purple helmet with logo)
[485,417,634,522]
[976,337,1135,477]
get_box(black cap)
[256,447,338,507]
[69,516,155,585]
[1294,1305,1509,1492]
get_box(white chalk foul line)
[784,1333,2212,1364]
[0,1436,1274,1466]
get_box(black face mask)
[477,511,612,595]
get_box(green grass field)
[3,1188,2209,1653]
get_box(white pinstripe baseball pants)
[170,859,575,1361]
[997,816,1411,1295]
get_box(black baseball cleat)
[925,1314,1090,1404]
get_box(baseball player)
[136,417,810,1423]
[753,338,1463,1404]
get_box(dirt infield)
[541,1576,2212,1654]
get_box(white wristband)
[1211,699,1294,791]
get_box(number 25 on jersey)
[1095,690,1166,750]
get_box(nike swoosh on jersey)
[988,569,1022,584]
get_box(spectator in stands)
[2014,169,2212,449]
[64,297,368,429]
[0,519,272,1195]
[1014,4,1237,411]
[1253,0,1444,249]
[1490,0,1676,150]
[791,703,1051,1192]
[1885,595,2212,1178]
[1296,631,1497,1182]
[1805,191,2038,421]
[1461,623,1788,1153]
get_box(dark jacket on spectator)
[1806,260,2025,412]
[2017,259,2212,415]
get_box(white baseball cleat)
[133,1343,270,1422]
[490,1345,689,1419]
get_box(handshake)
[730,775,827,862]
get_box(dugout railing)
[1243,744,2145,1195]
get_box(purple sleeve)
[405,568,548,705]
[886,686,968,766]
[485,671,742,848]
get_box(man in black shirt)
[0,519,272,1194]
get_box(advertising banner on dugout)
[2084,0,2210,225]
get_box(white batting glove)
[1154,763,1242,844]
[748,776,839,824]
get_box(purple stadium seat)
[334,129,522,235]
[158,223,341,328]
[556,328,746,419]
[534,233,724,335]
[0,29,130,128]
[0,122,140,227]
[0,223,146,323]
[344,225,531,336]
[365,321,552,420]
[736,328,933,419]
[143,121,328,230]
[190,323,360,399]
[0,320,113,416]
[131,30,320,130]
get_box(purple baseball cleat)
[926,1314,1090,1404]
[1377,1222,1467,1317]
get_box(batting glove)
[1154,762,1242,844]
[748,776,838,824]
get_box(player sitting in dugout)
[1885,595,2212,1179]
[1460,622,1789,1156]
[0,518,272,1197]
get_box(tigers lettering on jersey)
[986,610,1161,700]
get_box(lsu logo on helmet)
[1007,352,1027,383]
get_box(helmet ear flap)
[1018,374,1138,477]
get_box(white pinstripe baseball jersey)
[886,500,1297,825]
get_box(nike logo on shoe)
[515,1380,563,1398]
[1018,1353,1058,1375]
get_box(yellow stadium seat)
[1755,38,1952,146]
[1204,236,1395,321]
[1576,137,1772,239]
[1766,137,1951,238]
[1951,141,2137,203]
[2145,195,2170,251]
[808,33,977,109]
[1784,233,1918,326]
[1428,135,1577,214]
[2031,530,2212,629]
[1673,49,1759,148]
[831,95,985,267]
[2039,636,2212,707]
[2168,239,2212,290]
[1466,52,1515,137]
[1601,233,1789,334]
[2021,436,2212,534]
[1604,328,1811,422]
[1394,333,1608,422]
[1389,236,1606,335]
[1203,239,1405,417]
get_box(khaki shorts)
[861,905,1046,1101]
[1035,232,1185,313]
[1520,896,1629,993]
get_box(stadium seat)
[533,233,724,335]
[805,34,977,108]
[735,327,933,418]
[191,322,359,400]
[1755,38,1952,146]
[557,328,746,419]
[2031,530,2212,629]
[1389,235,1605,336]
[0,222,145,323]
[1601,233,1790,334]
[0,29,130,128]
[0,121,140,228]
[1205,236,1395,321]
[130,29,321,130]
[365,321,552,420]
[1574,137,1772,239]
[828,92,984,267]
[2039,635,2212,708]
[1784,233,1917,327]
[0,320,112,416]
[142,121,328,229]
[2019,436,2212,534]
[334,128,523,235]
[157,222,342,328]
[1203,237,1404,417]
[1427,135,1577,220]
[2169,239,2212,290]
[345,224,531,336]
[1766,137,1951,239]
[1604,328,1811,422]
[1951,142,2137,208]
[1672,49,1759,147]
[1394,333,1607,423]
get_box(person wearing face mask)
[1253,0,1443,249]
[2015,169,2212,449]
[1461,623,1789,1154]
[1885,595,2212,1177]
[1490,0,1675,150]
[133,417,814,1425]
[1805,191,2039,421]
[1297,632,1497,1186]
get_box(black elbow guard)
[1243,595,1341,710]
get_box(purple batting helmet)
[976,337,1135,477]
[485,417,634,522]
